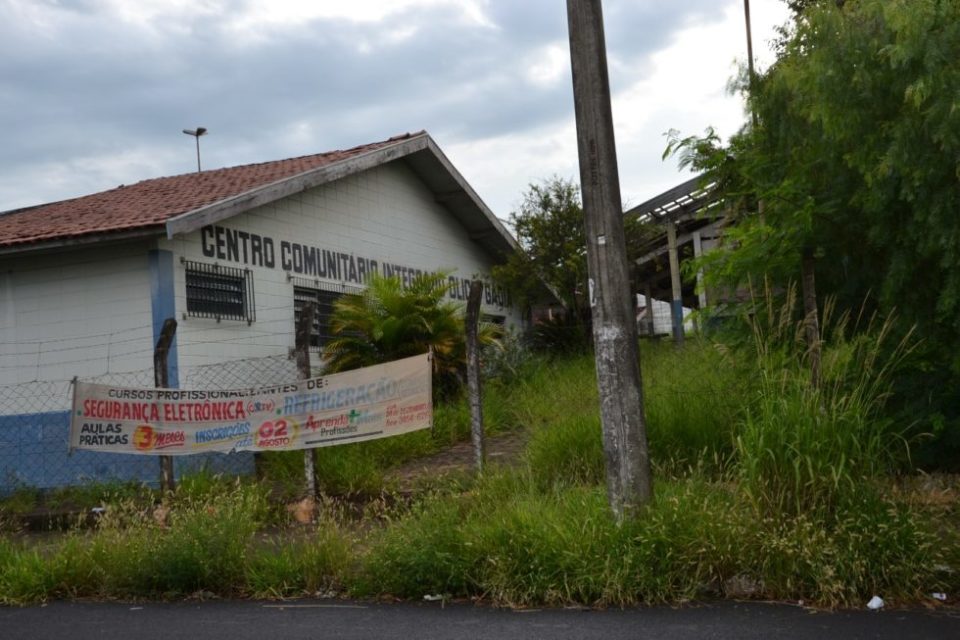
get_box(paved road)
[2,599,958,639]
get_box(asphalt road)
[2,600,958,640]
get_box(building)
[0,131,520,491]
[627,175,723,337]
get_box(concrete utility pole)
[566,0,653,517]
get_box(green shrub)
[323,271,502,400]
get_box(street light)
[182,127,208,173]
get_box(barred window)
[183,259,255,324]
[482,314,506,327]
[292,279,363,350]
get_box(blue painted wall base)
[0,412,254,495]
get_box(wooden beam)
[635,220,723,266]
[693,230,707,309]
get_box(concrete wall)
[0,242,155,389]
[161,160,521,370]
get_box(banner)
[69,353,432,455]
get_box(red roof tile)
[0,132,424,250]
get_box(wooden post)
[667,221,685,345]
[295,302,318,498]
[692,230,707,310]
[801,250,821,389]
[464,280,485,472]
[153,318,177,494]
[566,0,653,518]
[644,283,655,336]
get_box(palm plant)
[323,272,502,398]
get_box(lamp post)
[182,127,207,173]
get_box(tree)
[323,271,501,399]
[493,177,590,322]
[672,0,960,358]
[669,0,960,465]
[492,177,657,349]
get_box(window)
[482,314,506,327]
[183,259,255,323]
[292,279,364,350]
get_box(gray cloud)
[0,0,743,211]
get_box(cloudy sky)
[0,0,789,219]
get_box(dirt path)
[385,429,530,491]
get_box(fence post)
[296,302,318,499]
[465,280,485,472]
[154,318,177,493]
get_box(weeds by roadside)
[1,312,955,608]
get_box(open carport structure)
[626,175,724,341]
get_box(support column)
[643,283,654,336]
[692,230,707,310]
[667,221,684,345]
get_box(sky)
[0,0,790,220]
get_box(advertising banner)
[69,353,432,455]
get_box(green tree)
[323,271,501,399]
[672,0,960,355]
[492,177,589,320]
[669,0,960,465]
[492,177,657,349]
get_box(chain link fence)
[0,354,304,496]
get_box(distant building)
[627,175,723,336]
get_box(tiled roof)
[0,132,424,250]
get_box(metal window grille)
[481,314,506,327]
[183,259,255,324]
[292,278,363,350]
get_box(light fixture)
[182,127,208,173]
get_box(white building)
[0,131,520,490]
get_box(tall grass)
[736,293,915,515]
[640,339,748,471]
[0,480,352,604]
[520,340,747,487]
[357,469,944,607]
[1,308,950,608]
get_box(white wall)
[162,160,521,369]
[0,243,155,388]
[0,160,521,390]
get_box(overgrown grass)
[522,340,747,487]
[640,339,748,471]
[357,470,946,607]
[0,480,346,604]
[354,306,948,607]
[737,302,914,516]
[1,311,953,608]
